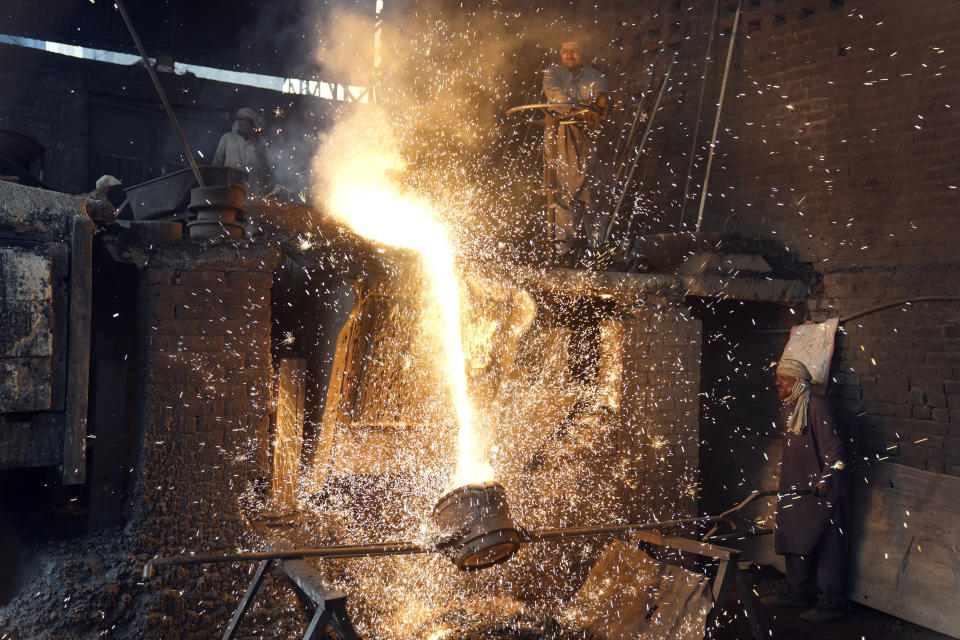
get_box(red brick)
[177,271,226,288]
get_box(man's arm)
[583,93,609,129]
[543,66,570,103]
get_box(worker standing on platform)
[213,107,270,197]
[761,358,849,622]
[542,37,609,266]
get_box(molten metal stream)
[321,117,492,489]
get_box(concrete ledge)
[0,181,99,237]
[514,266,808,304]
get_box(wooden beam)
[271,357,306,512]
[631,529,741,561]
[847,462,960,637]
[63,216,93,485]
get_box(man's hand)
[583,109,604,130]
[583,94,609,130]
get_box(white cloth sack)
[781,317,840,385]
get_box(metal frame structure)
[222,555,360,640]
[144,490,809,639]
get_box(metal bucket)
[433,482,520,571]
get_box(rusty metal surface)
[433,482,521,570]
[0,245,55,412]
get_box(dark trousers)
[784,520,847,606]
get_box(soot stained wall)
[128,244,280,549]
[0,43,331,196]
[618,0,960,478]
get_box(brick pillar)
[618,304,702,522]
[127,245,280,553]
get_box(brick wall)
[116,243,282,637]
[0,45,88,192]
[816,264,960,475]
[612,0,960,478]
[127,244,280,550]
[0,42,332,195]
[617,303,702,522]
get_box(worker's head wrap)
[777,358,812,435]
[236,107,265,130]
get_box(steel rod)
[115,0,206,187]
[678,0,721,228]
[523,489,785,542]
[611,51,650,169]
[735,296,960,334]
[143,541,431,579]
[605,51,677,245]
[614,49,661,183]
[142,489,804,579]
[695,0,742,232]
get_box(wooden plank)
[271,357,306,512]
[847,462,960,638]
[312,290,368,488]
[63,216,93,484]
[631,530,740,561]
[565,539,711,640]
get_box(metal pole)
[115,0,206,187]
[604,50,677,245]
[544,111,559,263]
[144,540,431,579]
[610,51,648,169]
[695,0,742,232]
[142,489,806,579]
[678,0,721,228]
[614,49,661,183]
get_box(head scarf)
[777,358,812,435]
[236,107,265,130]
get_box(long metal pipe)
[613,50,658,178]
[604,51,677,245]
[678,0,721,228]
[115,0,206,187]
[695,0,743,232]
[143,541,432,579]
[142,489,797,579]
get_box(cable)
[737,296,960,334]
